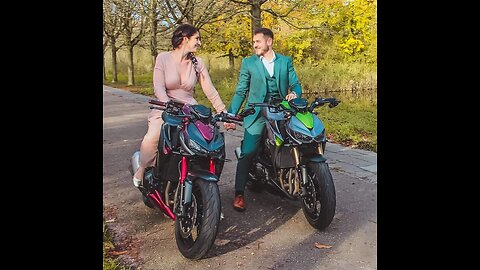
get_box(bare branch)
[262,1,301,18]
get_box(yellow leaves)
[200,0,375,62]
[338,37,365,56]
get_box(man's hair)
[254,27,274,40]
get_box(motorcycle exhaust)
[129,151,141,176]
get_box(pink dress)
[153,51,226,112]
[139,51,226,168]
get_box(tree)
[335,0,376,61]
[103,0,124,83]
[139,0,242,70]
[228,0,306,41]
[202,14,252,69]
[103,31,109,81]
[117,0,146,86]
[140,0,178,67]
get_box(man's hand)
[224,122,236,130]
[285,92,297,101]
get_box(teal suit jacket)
[228,53,302,129]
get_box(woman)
[133,24,227,187]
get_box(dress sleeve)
[153,54,170,102]
[196,57,226,113]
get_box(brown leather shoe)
[233,195,245,212]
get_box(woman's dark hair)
[171,24,199,49]
[171,24,201,77]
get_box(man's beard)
[255,47,268,56]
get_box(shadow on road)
[205,188,301,258]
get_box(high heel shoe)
[132,176,142,187]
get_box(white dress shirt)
[260,51,276,77]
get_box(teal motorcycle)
[236,97,340,230]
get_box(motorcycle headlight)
[187,139,208,155]
[292,130,313,143]
[313,130,326,142]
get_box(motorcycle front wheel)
[174,179,221,260]
[301,162,336,230]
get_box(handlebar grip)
[227,115,243,121]
[149,99,186,108]
[150,105,166,110]
[149,99,166,106]
[248,102,268,107]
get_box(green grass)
[104,53,377,152]
[317,92,377,152]
[103,222,127,270]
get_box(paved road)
[103,85,377,270]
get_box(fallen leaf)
[214,239,231,246]
[314,242,332,249]
[105,219,115,223]
[110,250,128,255]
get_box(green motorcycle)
[236,97,340,230]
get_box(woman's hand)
[224,122,236,130]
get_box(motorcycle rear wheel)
[174,179,221,260]
[142,194,154,208]
[301,162,336,230]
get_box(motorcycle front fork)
[290,146,310,197]
[300,165,308,197]
[176,157,216,217]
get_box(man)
[224,27,302,212]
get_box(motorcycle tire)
[301,162,336,230]
[175,179,221,260]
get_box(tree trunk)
[103,39,108,82]
[251,0,262,53]
[150,0,158,69]
[228,49,234,69]
[103,55,107,81]
[251,0,262,38]
[110,39,118,83]
[127,46,135,86]
[150,35,158,68]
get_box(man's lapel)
[274,55,282,92]
[254,55,267,80]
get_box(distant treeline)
[104,0,377,86]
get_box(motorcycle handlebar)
[248,97,341,113]
[149,105,166,111]
[149,99,185,108]
[212,112,246,126]
[149,100,251,126]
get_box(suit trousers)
[235,115,266,192]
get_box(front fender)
[186,168,218,182]
[183,169,218,205]
[304,155,327,163]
